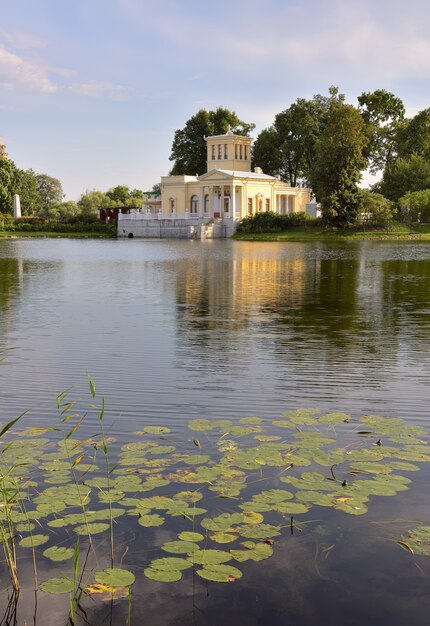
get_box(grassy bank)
[233,222,430,242]
[0,230,116,239]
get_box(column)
[231,184,235,219]
[200,187,205,218]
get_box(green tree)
[399,189,430,222]
[396,108,430,160]
[35,174,64,208]
[0,159,17,213]
[169,107,255,175]
[376,154,430,201]
[253,87,345,186]
[311,101,369,227]
[14,168,42,215]
[358,89,405,173]
[359,190,394,225]
[77,190,112,216]
[106,184,130,204]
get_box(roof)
[199,168,277,181]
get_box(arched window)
[190,195,199,214]
[204,194,209,213]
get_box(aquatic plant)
[1,396,430,621]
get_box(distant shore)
[0,231,116,239]
[233,224,430,242]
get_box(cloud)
[0,44,57,93]
[69,80,128,100]
[0,28,48,50]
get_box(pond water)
[0,238,430,625]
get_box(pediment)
[198,169,233,181]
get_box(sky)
[1,0,430,201]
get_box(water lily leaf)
[318,412,350,424]
[147,445,176,455]
[274,502,310,514]
[210,532,239,544]
[148,557,193,571]
[144,567,182,582]
[43,546,75,562]
[75,523,110,535]
[240,417,263,425]
[236,524,281,539]
[141,426,171,435]
[95,568,135,587]
[20,534,50,548]
[254,435,281,442]
[196,564,242,582]
[181,455,211,465]
[40,576,75,594]
[201,513,243,531]
[138,514,164,527]
[400,526,430,555]
[231,541,273,562]
[173,491,203,503]
[241,511,264,524]
[178,531,204,542]
[162,541,201,554]
[188,420,214,431]
[191,549,232,565]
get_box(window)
[211,145,215,160]
[248,198,253,215]
[170,198,175,213]
[190,195,199,214]
[204,194,209,213]
[258,197,263,212]
[224,197,230,213]
[218,144,222,159]
[224,144,228,159]
[266,199,270,211]
[244,145,248,160]
[239,144,243,160]
[235,144,238,160]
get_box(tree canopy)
[169,107,255,176]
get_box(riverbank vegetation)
[0,214,116,238]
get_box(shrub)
[399,189,430,223]
[237,211,312,233]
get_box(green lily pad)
[20,534,50,548]
[144,568,182,582]
[95,568,135,587]
[196,563,242,582]
[148,557,193,571]
[43,546,75,562]
[191,549,232,565]
[138,514,164,527]
[162,541,200,554]
[231,541,273,562]
[178,531,204,542]
[210,532,239,544]
[40,576,75,594]
[75,522,110,535]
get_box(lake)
[1,238,430,625]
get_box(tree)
[77,190,112,216]
[399,189,430,222]
[376,154,430,201]
[106,185,131,204]
[359,190,394,225]
[15,169,42,215]
[311,101,369,227]
[35,174,64,208]
[358,90,405,173]
[0,159,17,213]
[169,107,255,175]
[253,87,345,186]
[251,127,283,178]
[396,108,430,160]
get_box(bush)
[237,211,312,233]
[358,191,394,226]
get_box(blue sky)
[1,0,430,200]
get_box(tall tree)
[311,101,369,227]
[358,89,405,173]
[35,174,64,208]
[253,87,345,186]
[396,108,430,160]
[77,190,112,216]
[169,107,255,175]
[376,154,430,201]
[106,185,131,204]
[0,159,17,213]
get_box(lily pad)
[40,576,75,594]
[144,568,182,582]
[20,534,50,548]
[95,568,135,587]
[196,564,242,582]
[43,546,75,562]
[178,531,204,542]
